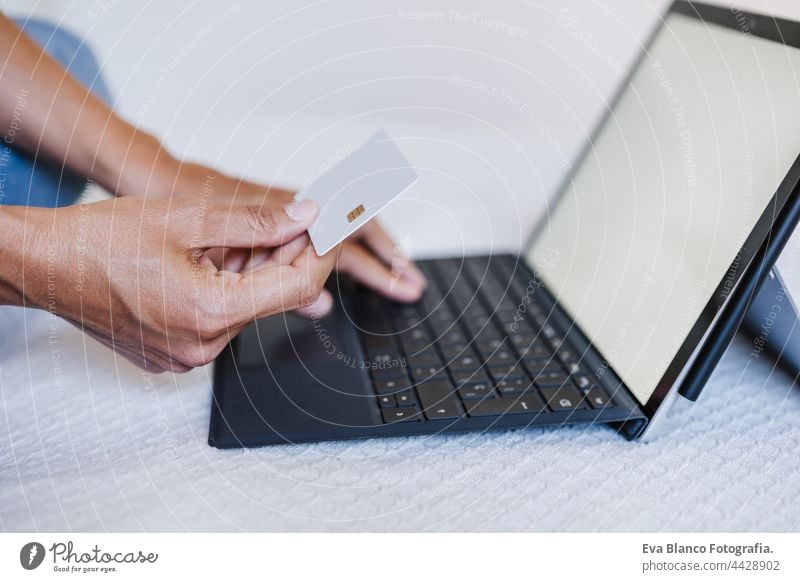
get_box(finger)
[227,182,296,207]
[293,289,334,318]
[238,234,306,274]
[204,247,225,270]
[358,221,427,288]
[268,234,333,318]
[266,187,296,203]
[195,199,318,249]
[272,233,310,266]
[336,241,424,302]
[224,243,337,324]
[222,248,251,272]
[240,247,273,273]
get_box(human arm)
[0,12,426,314]
[0,13,175,197]
[0,196,334,372]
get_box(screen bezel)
[523,0,800,419]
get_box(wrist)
[94,129,181,198]
[161,161,239,202]
[0,205,54,309]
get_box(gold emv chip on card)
[347,204,365,223]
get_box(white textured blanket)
[2,302,798,532]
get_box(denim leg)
[0,19,113,208]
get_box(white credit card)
[300,129,418,255]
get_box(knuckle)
[296,281,320,309]
[173,199,200,225]
[247,205,277,233]
[195,303,222,338]
[184,288,225,337]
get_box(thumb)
[195,198,318,249]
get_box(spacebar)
[466,395,545,417]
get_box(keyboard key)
[396,320,423,332]
[371,364,409,379]
[416,380,453,395]
[488,364,528,380]
[572,373,595,390]
[400,339,430,355]
[486,304,511,319]
[540,386,587,411]
[395,390,417,407]
[401,328,430,343]
[439,342,471,359]
[391,304,418,318]
[464,318,493,335]
[457,382,495,400]
[417,381,463,420]
[367,352,401,365]
[429,307,454,321]
[431,319,463,336]
[525,361,562,375]
[357,315,391,335]
[585,387,613,409]
[374,377,411,394]
[382,406,421,423]
[516,339,551,358]
[422,401,462,420]
[466,394,545,417]
[495,377,535,396]
[412,365,448,383]
[500,320,535,336]
[420,298,444,316]
[449,354,482,371]
[556,348,580,364]
[528,306,544,320]
[450,368,490,385]
[532,370,570,386]
[486,348,515,363]
[377,395,396,408]
[492,305,520,320]
[461,303,487,317]
[408,352,441,367]
[541,324,559,341]
[439,329,467,344]
[363,335,395,352]
[476,337,504,352]
[508,332,529,346]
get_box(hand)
[1,196,336,372]
[150,161,427,315]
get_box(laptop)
[209,1,800,448]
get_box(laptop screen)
[527,10,800,406]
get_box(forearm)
[0,14,177,196]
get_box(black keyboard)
[354,255,615,424]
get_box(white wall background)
[1,0,799,256]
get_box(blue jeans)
[0,19,112,208]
